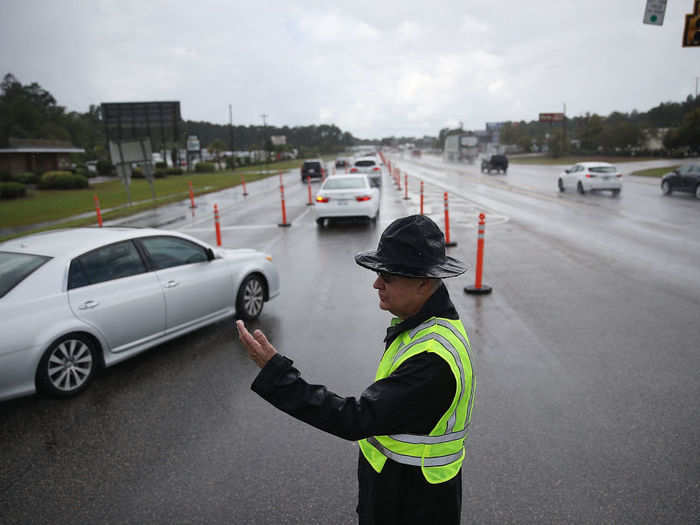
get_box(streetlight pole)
[229,104,234,170]
[261,113,268,173]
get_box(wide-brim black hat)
[355,215,468,278]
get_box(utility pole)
[261,113,268,170]
[563,102,567,154]
[229,104,234,170]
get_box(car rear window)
[589,166,617,173]
[303,162,321,169]
[0,251,51,298]
[354,160,376,167]
[323,178,368,190]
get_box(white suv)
[558,162,622,196]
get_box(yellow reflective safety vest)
[359,316,475,484]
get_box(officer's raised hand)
[236,320,277,368]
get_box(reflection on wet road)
[1,157,698,524]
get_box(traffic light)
[683,0,700,47]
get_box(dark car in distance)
[661,164,700,199]
[481,154,508,174]
[301,159,325,182]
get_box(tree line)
[437,95,700,157]
[2,71,698,161]
[0,73,356,160]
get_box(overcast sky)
[1,0,697,139]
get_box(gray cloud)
[1,0,695,138]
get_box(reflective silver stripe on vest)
[435,319,475,429]
[389,424,470,445]
[367,437,465,467]
[407,318,474,434]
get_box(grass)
[628,165,679,178]
[0,160,304,241]
[509,155,662,165]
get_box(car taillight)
[356,195,371,202]
[316,195,329,203]
[585,173,596,178]
[616,173,622,178]
[372,166,381,171]
[350,167,358,173]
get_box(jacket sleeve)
[251,352,455,441]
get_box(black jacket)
[251,284,464,524]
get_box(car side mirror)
[206,248,215,261]
[565,169,570,173]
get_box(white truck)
[443,134,479,164]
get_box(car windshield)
[589,166,617,173]
[323,178,367,190]
[0,251,51,298]
[355,160,376,167]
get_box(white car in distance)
[558,162,622,196]
[349,157,383,188]
[314,175,380,227]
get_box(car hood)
[218,248,261,260]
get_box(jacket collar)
[384,283,459,348]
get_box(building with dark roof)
[0,139,85,175]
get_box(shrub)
[75,166,96,178]
[155,162,167,169]
[39,171,89,190]
[10,172,39,185]
[167,167,183,175]
[195,162,215,173]
[97,160,113,175]
[155,168,168,178]
[0,171,12,182]
[131,167,144,178]
[0,182,27,199]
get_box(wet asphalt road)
[1,156,699,524]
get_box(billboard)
[539,113,565,122]
[101,101,181,148]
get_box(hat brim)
[355,250,469,278]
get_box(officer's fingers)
[235,320,248,338]
[236,321,260,351]
[252,329,269,345]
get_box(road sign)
[539,113,565,122]
[683,0,700,47]
[643,0,667,25]
[187,135,200,151]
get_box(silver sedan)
[0,227,280,401]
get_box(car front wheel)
[36,334,98,398]
[661,181,672,195]
[236,274,266,321]
[696,184,700,200]
[558,179,565,192]
[577,181,585,194]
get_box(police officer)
[236,214,475,525]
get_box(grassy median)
[509,155,660,165]
[0,160,304,241]
[628,165,679,177]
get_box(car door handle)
[78,300,99,310]
[164,280,179,288]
